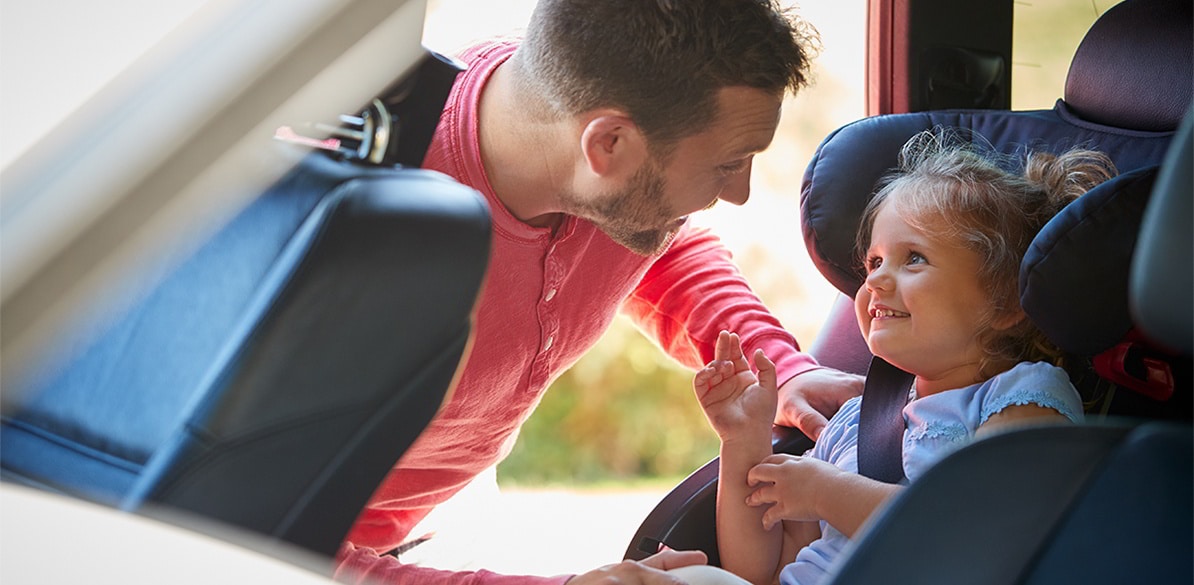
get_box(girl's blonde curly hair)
[856,128,1117,381]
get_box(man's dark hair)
[513,0,819,150]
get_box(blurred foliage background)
[419,0,1114,488]
[496,321,717,485]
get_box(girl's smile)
[854,191,996,396]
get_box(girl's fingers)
[754,349,777,389]
[715,330,732,360]
[695,360,737,392]
[748,462,779,485]
[727,332,744,362]
[761,453,795,465]
[761,508,782,531]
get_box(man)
[335,1,863,583]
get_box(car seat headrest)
[1020,167,1159,356]
[1064,0,1192,132]
[801,112,1175,299]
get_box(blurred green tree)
[497,316,719,486]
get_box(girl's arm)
[748,455,902,540]
[813,405,1067,537]
[717,436,786,585]
[776,519,821,583]
[751,403,1071,541]
[808,470,902,539]
[695,334,788,585]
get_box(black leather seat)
[0,127,491,559]
[626,0,1192,578]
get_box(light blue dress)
[778,361,1083,585]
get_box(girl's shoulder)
[977,361,1083,424]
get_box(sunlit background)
[1,0,1111,577]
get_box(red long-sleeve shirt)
[334,40,819,585]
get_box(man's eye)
[718,159,750,175]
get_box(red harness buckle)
[1092,331,1176,402]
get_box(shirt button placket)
[541,244,560,355]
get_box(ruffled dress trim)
[980,388,1082,425]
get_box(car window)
[1012,0,1113,109]
[0,1,211,168]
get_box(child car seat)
[625,0,1191,576]
[824,110,1192,585]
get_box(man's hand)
[775,368,863,440]
[566,549,708,584]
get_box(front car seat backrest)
[0,150,491,559]
[1130,108,1194,355]
[826,422,1192,585]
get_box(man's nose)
[718,161,752,206]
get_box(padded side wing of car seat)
[807,293,872,377]
[624,429,814,566]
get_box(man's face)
[560,157,674,255]
[563,86,784,256]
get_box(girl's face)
[854,194,999,396]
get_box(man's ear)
[579,113,648,178]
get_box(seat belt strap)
[857,356,914,484]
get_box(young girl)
[686,130,1115,585]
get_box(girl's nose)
[865,262,893,291]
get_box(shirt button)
[544,288,557,302]
[543,336,554,351]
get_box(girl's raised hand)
[693,331,778,441]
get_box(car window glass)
[0,1,211,168]
[1012,0,1113,109]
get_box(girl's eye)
[865,256,882,273]
[908,251,927,265]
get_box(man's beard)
[561,161,680,256]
